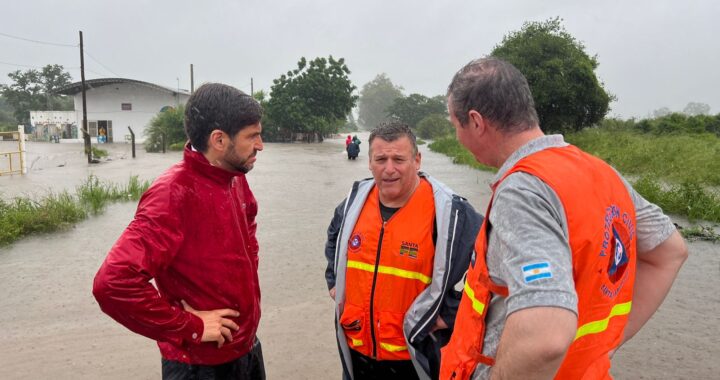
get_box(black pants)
[349,349,419,380]
[162,339,266,380]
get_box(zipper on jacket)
[369,220,386,358]
[228,178,243,234]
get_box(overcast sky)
[2,0,718,118]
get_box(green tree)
[0,64,73,125]
[0,96,16,130]
[358,73,403,129]
[416,113,454,139]
[266,56,357,141]
[145,105,186,152]
[492,18,611,133]
[386,93,446,129]
[252,89,267,103]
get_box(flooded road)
[0,136,717,379]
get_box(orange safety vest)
[440,146,637,380]
[341,178,436,361]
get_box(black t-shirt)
[379,202,400,222]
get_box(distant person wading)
[347,134,361,160]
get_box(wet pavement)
[0,135,717,379]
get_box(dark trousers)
[349,349,419,380]
[162,339,265,380]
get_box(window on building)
[88,121,98,137]
[121,103,132,111]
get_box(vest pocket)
[340,303,366,350]
[376,310,410,360]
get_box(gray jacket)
[324,172,482,379]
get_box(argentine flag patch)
[522,262,552,283]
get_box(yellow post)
[18,125,26,174]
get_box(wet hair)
[184,83,263,152]
[369,121,418,155]
[447,57,539,133]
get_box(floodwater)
[0,136,717,379]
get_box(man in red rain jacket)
[93,83,266,380]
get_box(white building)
[57,78,190,143]
[29,110,77,141]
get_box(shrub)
[145,105,186,152]
[416,114,454,140]
[91,146,108,158]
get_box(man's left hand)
[431,316,448,332]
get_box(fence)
[0,126,27,176]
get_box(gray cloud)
[2,0,717,118]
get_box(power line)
[65,66,105,77]
[0,60,47,69]
[0,60,80,70]
[0,31,121,78]
[0,31,76,48]
[84,49,120,77]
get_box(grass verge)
[677,225,720,242]
[565,130,720,186]
[0,175,151,246]
[429,137,496,172]
[429,133,720,224]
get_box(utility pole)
[250,77,253,97]
[79,31,92,163]
[190,64,194,93]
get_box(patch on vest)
[522,262,552,283]
[349,233,363,252]
[607,226,629,283]
[599,204,635,299]
[399,241,418,259]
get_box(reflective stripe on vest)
[439,145,638,380]
[380,342,408,352]
[341,179,436,361]
[347,260,432,285]
[575,301,632,341]
[463,281,486,315]
[352,338,363,347]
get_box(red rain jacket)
[93,144,261,365]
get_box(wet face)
[369,136,421,207]
[223,123,264,173]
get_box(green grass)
[77,175,151,214]
[566,130,720,186]
[429,131,720,223]
[679,225,720,242]
[0,175,151,246]
[633,176,720,223]
[91,146,109,158]
[429,137,496,172]
[0,192,86,244]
